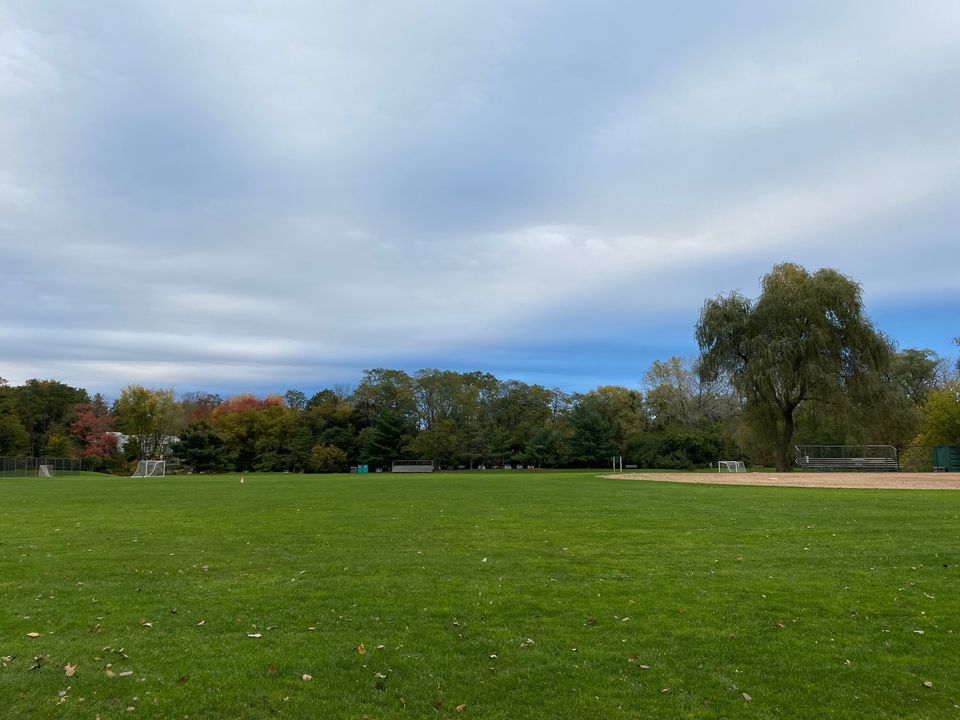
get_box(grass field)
[1,471,958,719]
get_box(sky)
[1,1,959,398]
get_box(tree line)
[1,264,957,473]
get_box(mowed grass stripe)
[1,472,958,719]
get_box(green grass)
[1,471,958,718]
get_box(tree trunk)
[774,408,795,472]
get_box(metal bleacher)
[391,460,435,473]
[794,445,899,471]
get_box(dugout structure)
[0,456,82,477]
[933,446,960,472]
[794,445,898,471]
[391,460,434,473]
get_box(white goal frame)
[132,460,166,477]
[38,464,53,477]
[718,460,746,473]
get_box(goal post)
[132,460,166,477]
[718,460,746,473]
[38,465,53,477]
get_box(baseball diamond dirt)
[606,471,960,490]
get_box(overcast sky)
[2,1,959,398]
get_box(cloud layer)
[2,2,959,395]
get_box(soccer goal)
[38,464,53,477]
[718,460,746,473]
[132,460,166,477]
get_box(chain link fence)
[0,457,83,477]
[897,446,936,472]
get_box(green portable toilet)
[933,446,960,471]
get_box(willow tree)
[695,263,892,471]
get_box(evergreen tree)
[361,409,410,470]
[171,424,234,473]
[566,397,616,467]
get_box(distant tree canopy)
[917,382,960,446]
[0,380,30,456]
[112,386,181,460]
[13,379,89,456]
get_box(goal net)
[132,460,166,477]
[718,460,746,473]
[38,465,53,477]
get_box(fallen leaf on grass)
[267,666,278,675]
[30,656,45,671]
[456,704,466,712]
[302,674,312,681]
[119,670,134,677]
[357,643,366,655]
[742,692,752,701]
[923,681,933,688]
[913,629,925,635]
[26,632,40,638]
[64,663,76,677]
[176,676,188,685]
[196,620,205,626]
[585,618,598,626]
[105,667,115,678]
[1,656,14,667]
[520,638,535,648]
[660,688,671,694]
[248,633,262,639]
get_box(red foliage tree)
[70,393,118,459]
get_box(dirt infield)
[606,471,960,490]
